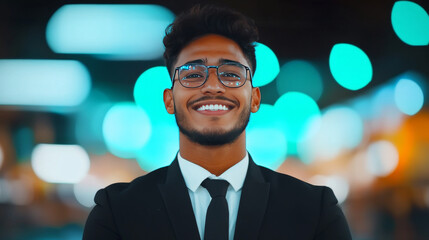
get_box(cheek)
[239,89,253,105]
[172,89,192,110]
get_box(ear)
[163,88,175,114]
[251,87,261,113]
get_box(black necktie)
[201,178,229,240]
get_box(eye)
[220,72,241,79]
[183,73,203,79]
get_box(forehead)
[175,34,249,67]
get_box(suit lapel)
[234,157,270,240]
[158,158,200,240]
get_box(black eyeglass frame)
[171,62,253,88]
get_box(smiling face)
[164,34,261,146]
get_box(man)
[83,5,352,240]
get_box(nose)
[200,68,226,94]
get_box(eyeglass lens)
[178,64,247,88]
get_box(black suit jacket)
[83,156,352,239]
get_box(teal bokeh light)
[247,104,287,169]
[274,92,321,143]
[134,66,180,171]
[394,79,424,115]
[136,118,179,172]
[391,1,429,46]
[0,59,91,107]
[134,66,173,123]
[247,104,280,129]
[102,102,152,158]
[276,60,323,101]
[329,43,373,91]
[252,42,280,87]
[247,129,287,170]
[46,4,175,60]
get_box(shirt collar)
[177,152,249,192]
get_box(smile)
[197,104,229,111]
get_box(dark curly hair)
[163,4,259,77]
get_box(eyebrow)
[184,59,206,65]
[183,58,243,66]
[218,58,242,65]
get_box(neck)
[179,132,247,176]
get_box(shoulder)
[257,165,331,200]
[253,166,351,238]
[95,165,169,204]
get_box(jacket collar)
[234,156,270,240]
[158,155,270,240]
[158,157,201,240]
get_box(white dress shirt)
[177,152,249,240]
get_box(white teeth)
[197,104,229,111]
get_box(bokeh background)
[0,0,428,239]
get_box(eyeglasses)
[172,62,252,88]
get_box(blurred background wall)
[0,0,428,239]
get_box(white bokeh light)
[310,175,350,204]
[370,85,405,133]
[46,4,175,60]
[298,106,363,163]
[366,140,399,177]
[394,78,424,116]
[73,175,105,208]
[31,144,90,184]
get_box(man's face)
[164,34,260,146]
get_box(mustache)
[187,96,239,108]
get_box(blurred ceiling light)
[366,140,399,177]
[102,102,152,158]
[46,4,175,60]
[252,42,280,87]
[136,119,179,172]
[310,175,350,204]
[329,43,372,91]
[246,104,288,170]
[247,128,287,170]
[276,60,323,101]
[133,66,179,171]
[73,175,106,208]
[299,106,364,163]
[370,85,404,133]
[391,1,429,46]
[322,106,364,150]
[394,78,424,115]
[31,144,90,184]
[0,59,91,107]
[134,66,173,123]
[274,92,321,143]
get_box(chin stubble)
[174,101,251,146]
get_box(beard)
[174,102,251,146]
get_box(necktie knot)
[201,179,229,198]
